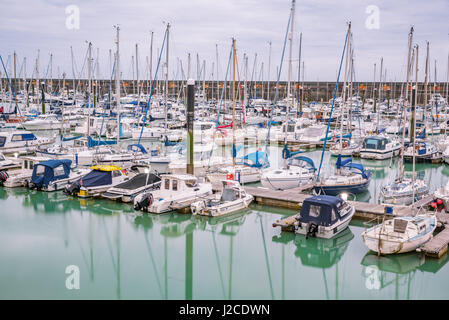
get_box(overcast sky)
[0,0,448,82]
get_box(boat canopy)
[336,155,369,179]
[81,169,112,187]
[236,150,269,168]
[31,159,72,188]
[87,136,117,148]
[362,136,388,150]
[288,156,316,170]
[299,195,344,227]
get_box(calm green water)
[2,131,449,299]
[1,185,449,299]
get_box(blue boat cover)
[80,169,112,187]
[236,150,269,168]
[31,159,72,188]
[128,144,147,154]
[299,195,344,226]
[289,156,316,170]
[87,136,117,148]
[282,144,304,159]
[336,155,369,179]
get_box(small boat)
[190,180,253,217]
[102,172,161,203]
[293,195,355,239]
[403,141,442,163]
[359,135,401,160]
[65,165,133,198]
[2,156,50,188]
[133,174,212,214]
[361,214,437,255]
[0,130,54,155]
[380,177,429,206]
[21,114,65,130]
[260,156,316,190]
[329,138,361,157]
[28,159,89,192]
[314,156,371,196]
[0,152,21,171]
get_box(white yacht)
[190,180,253,217]
[359,135,401,160]
[0,131,54,155]
[133,174,212,214]
[21,114,65,130]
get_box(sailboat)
[361,214,436,254]
[261,0,317,191]
[380,29,429,205]
[314,155,371,196]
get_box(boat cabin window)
[331,209,337,221]
[185,179,198,188]
[165,179,170,190]
[309,205,321,218]
[172,180,178,191]
[54,165,65,176]
[11,135,23,142]
[35,165,45,176]
[112,170,121,178]
[0,136,6,147]
[0,154,5,161]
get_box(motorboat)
[64,165,133,198]
[433,180,449,208]
[21,114,65,130]
[28,159,89,192]
[133,174,212,214]
[361,214,436,255]
[293,195,355,239]
[0,130,54,155]
[2,156,50,188]
[102,172,161,203]
[314,156,371,196]
[190,180,253,217]
[403,141,442,163]
[359,135,401,160]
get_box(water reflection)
[361,252,449,299]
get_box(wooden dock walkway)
[418,212,449,258]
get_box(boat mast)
[114,26,120,145]
[87,42,92,137]
[232,38,236,167]
[284,0,295,169]
[398,27,414,182]
[267,41,272,102]
[339,22,351,152]
[164,23,170,154]
[297,33,302,115]
[412,45,419,210]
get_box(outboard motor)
[134,193,153,211]
[306,222,319,239]
[0,170,8,186]
[64,181,80,196]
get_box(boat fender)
[0,171,8,185]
